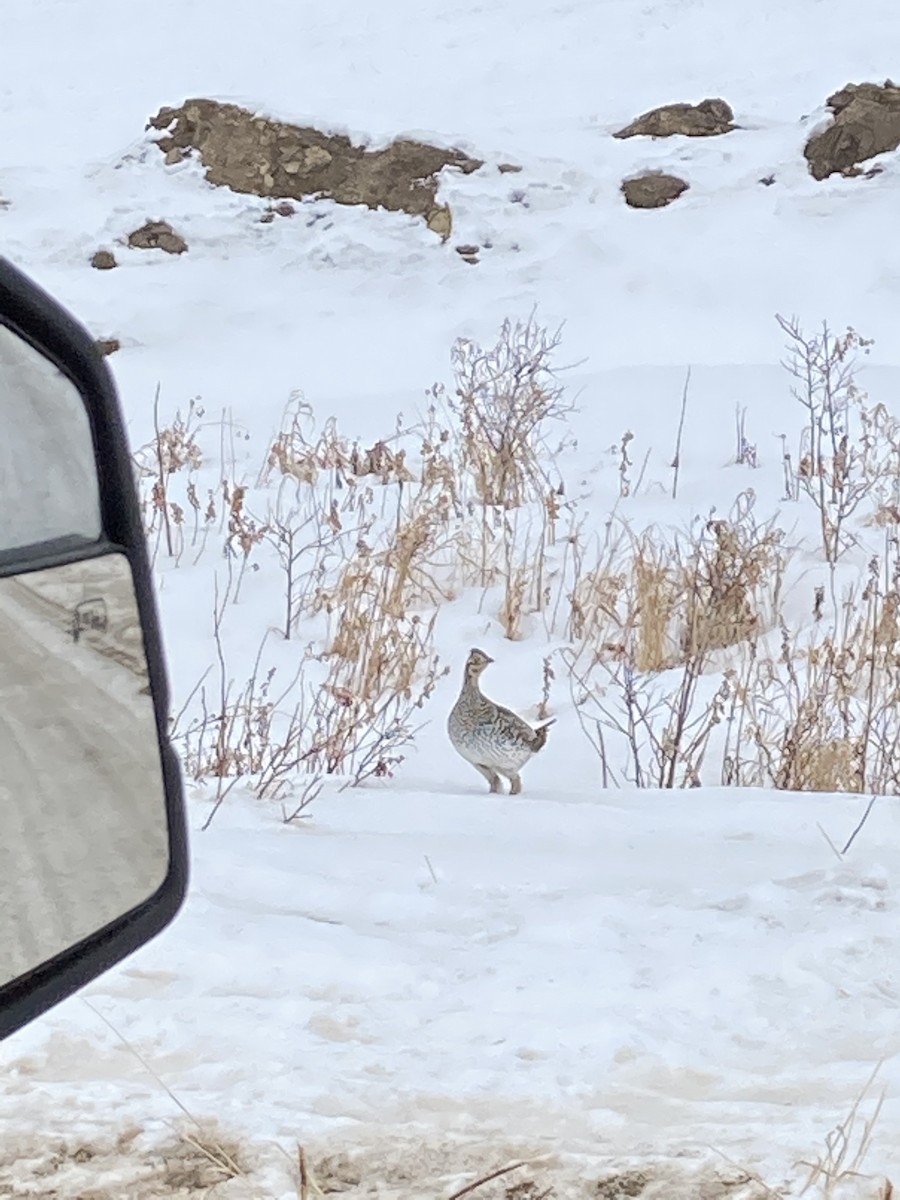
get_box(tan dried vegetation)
[138,313,900,806]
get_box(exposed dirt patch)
[127,219,188,255]
[595,1169,652,1200]
[95,337,120,357]
[621,171,689,208]
[146,98,482,237]
[297,1139,771,1200]
[0,1124,777,1200]
[614,98,735,139]
[505,1183,555,1200]
[804,79,900,179]
[0,1126,246,1198]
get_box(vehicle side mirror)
[0,258,187,1040]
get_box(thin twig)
[83,999,200,1129]
[170,666,212,736]
[706,1146,782,1200]
[448,1160,529,1200]
[816,822,845,864]
[152,383,175,558]
[842,795,879,855]
[671,366,691,500]
[797,1060,885,1197]
[201,776,240,833]
[82,1000,243,1178]
[299,1144,309,1200]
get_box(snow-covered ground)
[4,0,900,1196]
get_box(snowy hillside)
[4,0,900,1196]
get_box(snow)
[4,0,900,1194]
[4,787,900,1194]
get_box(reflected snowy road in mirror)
[0,555,169,986]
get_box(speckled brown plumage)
[447,648,554,795]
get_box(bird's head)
[464,647,494,683]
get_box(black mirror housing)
[0,258,188,1039]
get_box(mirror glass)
[0,322,101,551]
[0,553,170,988]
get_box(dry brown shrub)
[875,589,900,648]
[298,477,454,773]
[785,736,860,794]
[680,511,780,661]
[568,566,624,647]
[419,409,464,510]
[633,535,679,672]
[261,397,420,491]
[259,397,348,488]
[135,394,204,478]
[174,590,443,825]
[314,490,457,642]
[720,550,900,794]
[565,497,793,789]
[263,482,353,639]
[439,315,573,510]
[133,392,206,560]
[565,519,630,654]
[738,611,900,795]
[174,399,473,821]
[576,494,785,676]
[495,505,560,641]
[223,481,267,601]
[350,439,416,484]
[778,315,898,563]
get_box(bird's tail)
[531,718,556,752]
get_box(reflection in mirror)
[0,322,101,551]
[0,553,169,988]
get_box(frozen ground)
[4,0,900,1195]
[3,787,900,1197]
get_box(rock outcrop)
[614,99,735,139]
[147,99,482,237]
[804,80,900,179]
[621,172,689,208]
[127,220,188,254]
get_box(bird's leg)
[474,763,504,793]
[507,772,522,795]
